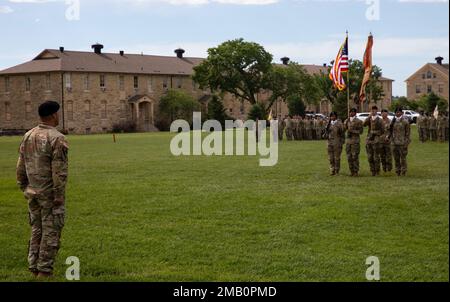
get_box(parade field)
[0,127,448,282]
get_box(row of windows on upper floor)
[415,83,446,94]
[422,71,438,80]
[1,74,201,93]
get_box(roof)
[0,49,204,76]
[405,62,449,82]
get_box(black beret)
[350,108,357,113]
[371,105,378,110]
[395,107,403,113]
[330,111,338,117]
[381,109,389,113]
[38,101,60,117]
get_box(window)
[163,77,168,89]
[64,73,71,89]
[416,85,421,94]
[427,85,432,93]
[45,73,51,90]
[5,102,11,121]
[101,100,107,119]
[422,74,426,79]
[176,77,182,89]
[427,71,432,79]
[134,76,139,89]
[100,75,106,89]
[148,76,153,93]
[119,75,125,91]
[25,76,31,92]
[67,101,74,121]
[438,84,444,93]
[192,79,197,91]
[120,100,127,118]
[4,76,9,92]
[83,74,90,91]
[85,100,91,119]
[433,73,437,79]
[25,102,32,119]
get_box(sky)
[0,0,449,96]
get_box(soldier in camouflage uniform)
[298,116,305,140]
[444,112,449,141]
[429,114,437,142]
[344,108,364,177]
[305,115,313,140]
[326,112,345,176]
[278,115,285,141]
[314,117,322,140]
[380,109,393,173]
[416,111,428,143]
[390,107,411,176]
[437,113,445,142]
[292,116,299,140]
[285,115,293,141]
[363,106,384,176]
[16,101,69,278]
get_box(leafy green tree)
[417,93,448,113]
[390,96,418,111]
[247,103,266,121]
[207,95,230,127]
[287,94,306,116]
[193,38,273,105]
[159,89,199,123]
[264,63,320,113]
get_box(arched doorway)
[138,101,153,132]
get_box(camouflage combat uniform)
[417,114,428,143]
[305,118,313,140]
[292,118,299,140]
[327,120,345,175]
[285,117,293,141]
[16,124,69,274]
[278,118,285,141]
[391,116,411,176]
[429,116,437,141]
[344,117,364,175]
[437,114,445,142]
[380,117,393,172]
[364,115,384,176]
[314,119,321,140]
[444,114,449,141]
[298,118,305,140]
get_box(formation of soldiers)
[416,111,449,143]
[277,115,328,142]
[324,106,412,177]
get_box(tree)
[417,93,448,113]
[390,96,418,111]
[207,95,231,127]
[264,63,320,113]
[159,89,199,124]
[315,59,384,119]
[247,103,266,121]
[193,38,273,106]
[287,94,306,116]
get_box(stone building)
[0,44,393,134]
[405,56,449,102]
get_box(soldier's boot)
[37,272,53,278]
[30,269,39,277]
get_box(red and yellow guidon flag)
[360,34,374,103]
[329,36,349,91]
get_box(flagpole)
[346,31,350,116]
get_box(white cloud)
[0,5,14,13]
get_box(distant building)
[0,44,393,134]
[405,56,449,102]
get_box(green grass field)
[0,127,448,282]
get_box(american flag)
[329,37,349,91]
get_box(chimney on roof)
[281,57,290,65]
[175,48,185,59]
[120,50,124,56]
[323,63,327,67]
[435,56,444,65]
[59,47,64,53]
[92,43,104,54]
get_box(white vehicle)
[402,110,420,124]
[356,112,371,121]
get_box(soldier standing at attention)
[344,108,364,177]
[444,112,449,141]
[16,101,69,278]
[278,115,285,141]
[292,116,299,140]
[429,114,438,142]
[305,115,313,140]
[424,113,431,141]
[299,116,305,140]
[417,111,428,143]
[380,109,393,173]
[326,112,345,176]
[285,115,293,141]
[437,112,445,142]
[363,106,384,176]
[390,107,411,176]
